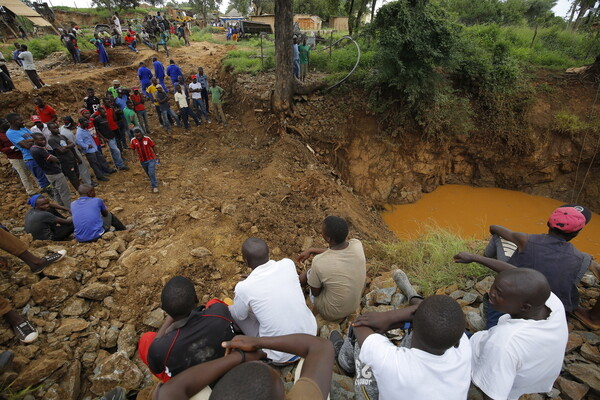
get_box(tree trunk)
[273,0,294,114]
[530,23,538,48]
[567,0,579,29]
[347,0,355,36]
[573,2,591,31]
[370,0,376,23]
[354,0,370,33]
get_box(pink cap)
[30,115,41,122]
[548,207,586,233]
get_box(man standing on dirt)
[93,107,128,171]
[76,117,110,182]
[6,113,50,191]
[156,85,181,132]
[34,97,57,125]
[12,43,22,67]
[112,12,122,39]
[0,118,37,195]
[137,62,153,94]
[47,122,80,189]
[189,75,210,123]
[60,116,94,186]
[147,77,171,128]
[30,133,72,208]
[174,85,200,130]
[130,88,151,134]
[153,57,168,91]
[130,128,159,193]
[166,59,184,90]
[84,88,102,114]
[298,37,310,82]
[197,67,210,113]
[209,79,227,126]
[0,51,15,93]
[19,45,45,89]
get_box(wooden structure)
[249,14,322,32]
[0,0,56,38]
[328,16,348,31]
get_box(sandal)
[30,250,67,275]
[13,319,38,343]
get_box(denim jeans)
[127,40,138,52]
[192,98,209,122]
[180,106,200,129]
[136,109,150,133]
[106,138,126,168]
[25,159,50,188]
[160,108,180,130]
[141,159,158,188]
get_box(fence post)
[260,34,264,68]
[330,30,333,58]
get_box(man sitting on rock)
[298,216,366,322]
[469,205,599,328]
[229,238,317,364]
[152,333,334,400]
[454,262,568,400]
[138,276,240,383]
[70,184,126,243]
[24,194,73,241]
[330,269,472,400]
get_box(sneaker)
[329,330,344,360]
[97,176,110,182]
[100,387,126,400]
[13,319,38,343]
[152,187,159,193]
[107,169,118,174]
[91,181,99,187]
[118,166,129,171]
[207,119,212,124]
[31,249,67,274]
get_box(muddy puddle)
[383,184,600,259]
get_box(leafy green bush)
[27,35,67,59]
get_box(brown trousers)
[0,229,25,316]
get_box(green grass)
[365,227,489,296]
[223,48,275,74]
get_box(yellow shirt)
[147,84,159,106]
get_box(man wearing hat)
[459,205,595,328]
[30,115,51,141]
[107,80,123,99]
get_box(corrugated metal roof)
[0,0,53,26]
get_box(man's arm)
[154,315,174,340]
[353,304,420,346]
[454,252,516,273]
[154,350,266,400]
[223,334,334,399]
[489,225,528,251]
[17,139,34,149]
[297,247,327,263]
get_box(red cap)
[132,87,139,91]
[548,207,586,233]
[191,75,197,79]
[79,108,89,115]
[30,115,41,122]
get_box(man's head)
[81,108,91,119]
[170,59,175,65]
[161,276,197,319]
[126,100,134,109]
[198,67,204,74]
[20,44,27,51]
[0,118,9,132]
[63,116,75,128]
[151,77,158,85]
[6,113,23,128]
[133,127,144,139]
[77,184,95,197]
[87,88,95,96]
[32,132,46,147]
[152,56,158,62]
[191,75,197,83]
[78,117,89,127]
[157,85,164,93]
[133,87,139,94]
[322,216,348,245]
[98,107,107,117]
[112,79,121,88]
[411,295,465,354]
[32,195,50,211]
[175,85,182,93]
[139,62,145,67]
[48,122,59,135]
[102,98,113,108]
[209,361,285,400]
[488,268,550,317]
[33,97,45,108]
[177,75,184,83]
[14,42,20,50]
[547,205,590,241]
[211,79,216,87]
[241,238,269,269]
[31,115,42,129]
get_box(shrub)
[27,35,66,59]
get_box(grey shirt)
[25,208,56,240]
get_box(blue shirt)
[71,196,107,242]
[197,74,209,90]
[6,127,33,160]
[115,95,128,110]
[76,127,97,154]
[13,49,22,66]
[166,64,183,83]
[293,44,299,62]
[153,60,165,79]
[138,66,153,83]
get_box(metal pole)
[330,30,333,58]
[260,34,263,68]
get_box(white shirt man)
[18,51,35,70]
[229,258,317,363]
[470,292,568,400]
[189,81,203,99]
[173,91,189,109]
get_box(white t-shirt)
[230,258,317,363]
[360,333,472,400]
[113,16,121,32]
[470,292,568,400]
[18,51,35,70]
[188,82,203,99]
[31,124,51,140]
[173,92,189,108]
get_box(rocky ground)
[0,39,599,400]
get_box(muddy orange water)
[382,185,600,259]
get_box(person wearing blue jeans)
[5,113,50,189]
[93,108,129,171]
[174,85,200,129]
[155,86,180,131]
[130,128,159,193]
[189,76,210,123]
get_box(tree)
[524,0,556,46]
[91,0,139,10]
[190,0,223,24]
[226,0,252,14]
[273,0,294,114]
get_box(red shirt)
[130,136,155,162]
[125,35,135,44]
[102,106,119,131]
[0,131,22,159]
[35,105,57,123]
[130,93,145,111]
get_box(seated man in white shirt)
[459,263,569,400]
[350,281,472,400]
[229,238,317,364]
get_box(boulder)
[557,376,589,400]
[98,250,119,260]
[12,287,31,308]
[61,298,90,317]
[458,292,478,306]
[89,351,143,395]
[144,308,165,328]
[59,360,81,400]
[76,283,114,301]
[465,311,485,332]
[11,266,39,286]
[31,279,79,307]
[449,290,465,300]
[55,318,89,335]
[373,287,396,305]
[576,331,600,345]
[190,247,212,258]
[580,342,600,363]
[44,257,79,279]
[117,324,137,358]
[566,363,600,392]
[475,276,494,295]
[566,333,584,353]
[391,293,406,307]
[11,353,68,389]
